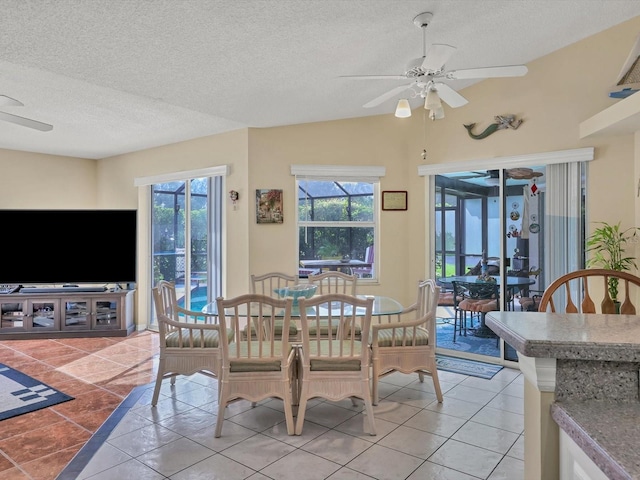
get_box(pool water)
[177,286,208,312]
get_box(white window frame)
[292,165,385,282]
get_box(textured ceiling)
[0,0,639,159]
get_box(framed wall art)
[382,190,408,211]
[256,189,283,224]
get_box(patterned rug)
[435,355,503,379]
[0,363,73,421]
[436,321,501,358]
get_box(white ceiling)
[0,0,639,160]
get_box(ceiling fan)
[342,12,528,118]
[0,95,53,131]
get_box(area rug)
[0,363,73,421]
[436,322,500,358]
[435,355,503,379]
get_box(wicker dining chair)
[370,279,443,405]
[214,294,297,437]
[295,294,376,436]
[250,272,300,340]
[151,280,231,406]
[308,271,358,295]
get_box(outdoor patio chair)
[451,281,499,340]
[351,245,374,278]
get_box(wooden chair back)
[538,268,640,314]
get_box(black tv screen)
[0,209,137,285]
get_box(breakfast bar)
[485,311,640,480]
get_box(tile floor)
[0,332,159,480]
[1,332,525,480]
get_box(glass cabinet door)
[93,299,119,329]
[0,301,26,331]
[63,299,90,330]
[30,300,59,331]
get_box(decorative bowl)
[274,284,318,306]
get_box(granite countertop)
[486,311,640,480]
[485,311,640,361]
[552,401,640,480]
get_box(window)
[293,165,384,281]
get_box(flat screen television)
[0,209,137,285]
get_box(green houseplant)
[586,221,639,302]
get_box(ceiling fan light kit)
[394,98,412,118]
[424,88,442,110]
[343,12,528,120]
[429,106,445,120]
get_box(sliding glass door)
[433,163,584,364]
[149,176,223,328]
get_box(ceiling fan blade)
[363,84,412,108]
[421,44,457,72]
[454,171,489,179]
[0,95,24,107]
[447,65,528,80]
[340,74,408,80]
[0,111,53,131]
[433,83,468,108]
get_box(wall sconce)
[394,99,412,118]
[229,190,239,209]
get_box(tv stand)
[21,286,108,293]
[0,289,135,339]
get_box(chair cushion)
[227,341,291,372]
[469,299,498,313]
[438,292,455,306]
[458,299,482,311]
[306,340,363,371]
[376,326,429,347]
[166,328,232,348]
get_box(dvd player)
[21,286,108,293]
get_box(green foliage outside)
[299,195,374,261]
[152,202,208,285]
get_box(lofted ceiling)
[0,1,639,159]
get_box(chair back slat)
[539,269,640,313]
[216,294,292,367]
[620,279,635,314]
[298,294,372,363]
[308,271,358,295]
[251,272,299,297]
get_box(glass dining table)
[201,294,403,318]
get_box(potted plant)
[586,221,639,302]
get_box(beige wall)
[1,16,639,324]
[0,149,98,208]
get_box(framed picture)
[256,189,283,224]
[382,190,407,211]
